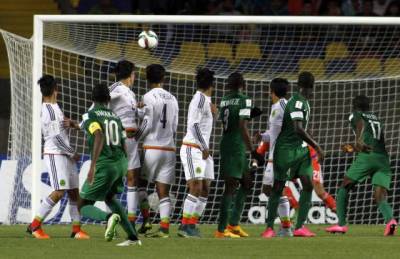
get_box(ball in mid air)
[138,30,158,49]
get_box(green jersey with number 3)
[82,104,126,164]
[349,111,387,155]
[219,91,252,151]
[276,92,310,149]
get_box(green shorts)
[220,149,248,179]
[273,145,312,181]
[346,152,391,190]
[80,157,128,201]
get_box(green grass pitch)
[0,224,399,259]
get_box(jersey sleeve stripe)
[198,94,205,109]
[46,104,56,121]
[135,119,147,139]
[239,108,251,116]
[290,111,303,119]
[280,100,286,110]
[55,135,74,154]
[194,123,208,150]
[109,82,121,93]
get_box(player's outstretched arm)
[293,120,324,162]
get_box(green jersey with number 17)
[276,92,310,149]
[82,104,126,164]
[349,111,388,155]
[219,91,252,151]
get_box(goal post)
[2,15,400,224]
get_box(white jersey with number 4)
[262,98,286,186]
[137,87,179,184]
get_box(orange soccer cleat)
[227,225,249,237]
[71,230,90,240]
[30,228,50,239]
[214,230,240,238]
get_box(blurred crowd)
[73,0,400,16]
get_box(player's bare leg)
[27,189,65,239]
[215,177,240,238]
[326,176,354,234]
[179,179,202,238]
[293,175,315,237]
[127,168,140,225]
[67,188,89,239]
[374,186,397,236]
[227,171,252,237]
[146,182,171,238]
[313,180,336,212]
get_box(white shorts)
[44,154,79,190]
[126,138,141,170]
[142,149,176,185]
[262,162,274,186]
[180,145,214,181]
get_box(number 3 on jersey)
[222,108,229,131]
[160,103,167,128]
[104,119,120,146]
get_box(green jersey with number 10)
[82,104,126,164]
[349,111,387,155]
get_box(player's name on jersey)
[93,110,118,118]
[361,113,378,120]
[220,98,240,107]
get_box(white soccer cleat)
[105,213,121,242]
[116,239,142,247]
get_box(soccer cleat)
[260,227,275,238]
[145,229,169,238]
[138,221,152,235]
[277,227,293,237]
[227,224,249,237]
[384,219,397,236]
[71,230,90,240]
[116,239,142,247]
[214,230,240,238]
[105,213,121,242]
[293,226,316,237]
[325,225,348,234]
[31,228,50,239]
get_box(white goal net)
[1,16,400,225]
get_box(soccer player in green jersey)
[262,72,324,238]
[326,95,397,236]
[78,83,141,246]
[215,72,264,238]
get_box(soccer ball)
[138,30,158,49]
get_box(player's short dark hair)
[114,60,135,81]
[353,95,370,111]
[270,78,289,98]
[38,75,57,97]
[146,64,165,84]
[196,68,215,90]
[227,72,245,91]
[298,71,315,89]
[92,83,111,103]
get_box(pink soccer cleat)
[293,226,316,237]
[261,227,276,238]
[325,225,348,234]
[384,219,397,236]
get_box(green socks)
[217,194,233,232]
[266,189,280,228]
[80,205,109,221]
[106,198,138,237]
[295,190,312,229]
[230,187,249,226]
[377,200,394,223]
[337,187,348,226]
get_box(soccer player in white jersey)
[135,64,179,238]
[107,60,146,230]
[256,78,292,237]
[178,68,217,238]
[27,75,89,240]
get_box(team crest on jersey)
[59,179,66,186]
[272,109,277,117]
[195,167,202,174]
